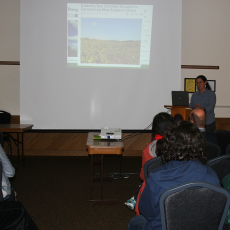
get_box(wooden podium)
[164,105,193,121]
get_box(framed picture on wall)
[184,78,196,93]
[207,80,216,92]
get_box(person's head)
[158,121,207,164]
[152,112,174,138]
[190,109,206,127]
[196,75,211,91]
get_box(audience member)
[190,108,218,144]
[125,112,174,214]
[128,122,220,230]
[0,145,16,201]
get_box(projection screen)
[20,0,182,130]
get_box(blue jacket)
[139,160,220,230]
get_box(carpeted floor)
[12,155,142,230]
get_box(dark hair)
[196,75,211,90]
[152,112,174,138]
[158,121,207,164]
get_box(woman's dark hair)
[152,112,174,138]
[196,75,211,90]
[157,121,207,164]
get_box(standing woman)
[190,75,216,133]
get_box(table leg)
[16,133,25,168]
[100,154,103,201]
[17,133,20,160]
[89,154,118,205]
[90,154,94,200]
[22,133,25,165]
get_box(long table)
[0,124,33,167]
[86,132,124,204]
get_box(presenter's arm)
[189,94,195,108]
[205,91,216,113]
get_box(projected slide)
[67,4,153,69]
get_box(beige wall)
[181,0,230,117]
[0,0,20,115]
[1,1,230,117]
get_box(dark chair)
[214,130,230,156]
[226,144,230,155]
[144,156,162,180]
[0,131,3,147]
[206,141,221,160]
[159,181,230,230]
[0,162,3,201]
[207,155,230,186]
[0,110,12,159]
[0,200,39,229]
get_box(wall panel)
[5,117,230,156]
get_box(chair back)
[0,111,13,159]
[0,131,3,147]
[160,181,230,230]
[0,111,11,124]
[206,141,221,160]
[214,130,230,156]
[207,155,230,185]
[144,156,162,180]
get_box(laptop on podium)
[171,91,189,106]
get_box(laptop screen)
[171,91,189,106]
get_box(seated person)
[125,112,174,213]
[190,108,218,144]
[0,145,15,201]
[128,122,220,230]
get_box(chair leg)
[6,141,9,158]
[5,140,12,160]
